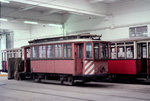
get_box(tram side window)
[64,44,72,58]
[86,43,92,58]
[117,46,125,59]
[39,46,46,58]
[32,46,38,59]
[111,47,117,59]
[94,43,99,59]
[126,46,134,59]
[22,48,24,60]
[47,45,54,58]
[55,44,62,58]
[18,50,21,58]
[101,43,108,59]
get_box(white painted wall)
[64,0,150,41]
[0,21,64,48]
[30,24,64,40]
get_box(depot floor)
[0,77,150,101]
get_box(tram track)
[1,81,150,101]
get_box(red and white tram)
[1,48,21,72]
[21,34,110,84]
[108,37,150,79]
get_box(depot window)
[39,45,46,58]
[94,43,99,59]
[47,45,54,58]
[101,43,108,59]
[86,43,92,58]
[129,26,148,37]
[32,46,38,59]
[55,44,62,58]
[64,44,72,58]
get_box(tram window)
[47,45,54,58]
[86,43,92,58]
[117,46,125,59]
[12,52,14,58]
[22,48,24,60]
[26,49,30,58]
[94,43,99,59]
[39,46,46,58]
[64,44,72,58]
[111,47,117,59]
[137,44,141,58]
[55,44,62,58]
[126,46,134,59]
[101,43,108,59]
[18,50,21,58]
[32,46,38,59]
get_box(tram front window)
[101,43,108,59]
[94,43,99,59]
[86,43,92,58]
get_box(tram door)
[137,43,147,73]
[75,43,84,75]
[24,47,31,72]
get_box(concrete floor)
[0,77,150,101]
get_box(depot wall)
[0,21,64,48]
[64,1,150,41]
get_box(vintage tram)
[1,48,21,72]
[108,37,150,80]
[18,34,110,85]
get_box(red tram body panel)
[108,60,140,75]
[31,60,75,74]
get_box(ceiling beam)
[10,0,107,17]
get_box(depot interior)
[0,0,150,69]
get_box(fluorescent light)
[24,21,38,24]
[48,24,62,28]
[0,0,10,3]
[0,18,8,21]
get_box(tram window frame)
[32,46,39,59]
[64,44,72,59]
[86,43,92,59]
[126,46,134,59]
[47,45,54,58]
[55,44,63,58]
[117,46,125,59]
[22,48,24,60]
[94,43,99,59]
[137,44,141,59]
[18,50,21,58]
[39,45,46,59]
[111,46,117,59]
[100,43,108,59]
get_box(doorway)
[75,43,84,75]
[137,43,147,73]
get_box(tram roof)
[111,37,150,43]
[28,33,102,44]
[23,38,109,47]
[1,48,21,52]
